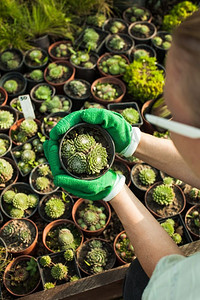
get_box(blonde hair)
[170,9,200,126]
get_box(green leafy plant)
[45,197,65,219]
[29,69,44,81]
[152,184,175,206]
[125,6,151,22]
[99,54,128,75]
[34,85,52,101]
[121,107,139,125]
[108,35,126,50]
[26,258,38,276]
[115,232,135,263]
[83,28,99,51]
[161,219,182,244]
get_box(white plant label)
[18,95,35,120]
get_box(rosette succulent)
[27,194,39,208]
[29,69,44,81]
[126,6,150,22]
[94,82,119,101]
[86,247,107,273]
[152,34,172,51]
[87,14,106,27]
[0,110,14,129]
[38,164,51,176]
[139,168,156,186]
[47,63,68,81]
[13,193,29,210]
[3,80,18,93]
[121,107,140,125]
[61,140,76,159]
[29,49,43,62]
[0,138,9,156]
[51,263,68,280]
[64,249,74,261]
[36,176,50,191]
[10,207,24,218]
[1,51,14,63]
[152,184,175,205]
[40,255,52,267]
[99,55,128,76]
[20,119,38,138]
[45,197,65,219]
[68,80,87,97]
[108,35,126,51]
[19,229,31,244]
[83,28,99,50]
[3,190,16,203]
[0,158,13,184]
[68,152,87,174]
[87,143,108,175]
[132,24,150,36]
[58,228,75,250]
[21,150,36,163]
[55,43,73,58]
[70,50,94,68]
[133,49,150,60]
[74,134,96,153]
[34,85,52,101]
[110,21,125,34]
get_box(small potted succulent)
[123,5,152,24]
[0,49,24,72]
[42,219,84,253]
[0,87,8,106]
[9,118,40,145]
[29,163,59,195]
[123,57,164,103]
[3,256,41,297]
[152,32,172,63]
[48,40,74,61]
[70,50,99,83]
[77,238,116,275]
[86,14,107,28]
[0,157,19,190]
[103,18,128,34]
[0,106,18,133]
[107,102,143,127]
[24,48,49,71]
[44,61,75,93]
[0,218,38,255]
[97,53,129,77]
[91,76,126,105]
[129,44,156,62]
[0,182,39,219]
[59,123,115,180]
[111,159,131,187]
[159,215,192,246]
[131,163,160,192]
[0,134,12,157]
[38,190,74,222]
[159,172,184,188]
[113,231,136,265]
[105,33,134,55]
[185,205,200,238]
[63,79,91,111]
[0,72,27,98]
[24,69,44,92]
[145,181,186,218]
[41,111,69,138]
[30,83,56,105]
[38,250,81,290]
[128,21,157,44]
[81,101,106,110]
[183,185,200,206]
[39,95,72,115]
[72,199,111,236]
[11,136,46,176]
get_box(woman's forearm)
[134,132,200,188]
[110,185,184,277]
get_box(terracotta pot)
[113,230,136,265]
[91,76,126,105]
[0,87,8,106]
[3,255,41,297]
[30,82,56,105]
[42,219,84,253]
[0,157,19,191]
[44,61,75,93]
[123,6,152,24]
[48,40,73,61]
[72,198,111,237]
[185,205,200,239]
[141,99,155,134]
[145,182,186,218]
[0,105,18,134]
[112,158,131,187]
[128,21,157,45]
[9,118,41,146]
[0,219,38,256]
[97,52,130,78]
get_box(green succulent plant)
[21,149,36,163]
[29,69,44,81]
[70,275,79,282]
[51,263,68,280]
[172,233,182,244]
[40,95,63,113]
[58,228,75,250]
[1,51,14,63]
[20,119,38,137]
[7,60,19,69]
[3,80,18,93]
[99,55,128,75]
[133,49,150,60]
[189,188,200,200]
[10,207,24,218]
[0,158,13,184]
[86,247,107,272]
[108,35,125,50]
[87,143,108,175]
[68,80,87,97]
[36,176,50,191]
[152,36,162,46]
[0,110,14,129]
[44,282,55,290]
[0,138,8,156]
[40,255,52,267]
[55,43,73,58]
[64,249,74,261]
[110,21,125,34]
[3,190,16,204]
[45,197,65,219]
[94,82,119,100]
[13,193,29,210]
[161,219,174,236]
[87,14,106,27]
[48,64,68,81]
[19,230,31,244]
[68,152,87,174]
[89,240,103,249]
[74,134,96,153]
[27,194,39,208]
[126,6,150,22]
[139,168,156,186]
[38,164,51,176]
[121,107,140,125]
[14,267,29,282]
[152,184,175,206]
[83,28,99,50]
[29,49,43,62]
[132,24,150,36]
[61,139,76,159]
[35,85,52,101]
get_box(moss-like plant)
[83,28,99,51]
[94,82,119,101]
[121,107,139,125]
[87,14,106,27]
[40,255,52,267]
[51,263,68,280]
[139,168,156,186]
[0,110,14,129]
[35,85,52,101]
[99,55,128,76]
[29,69,44,81]
[36,177,50,191]
[152,184,175,205]
[0,158,13,184]
[45,197,65,219]
[13,193,29,210]
[123,57,164,103]
[3,80,18,93]
[108,35,125,51]
[68,80,87,97]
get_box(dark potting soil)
[183,184,200,206]
[111,160,130,186]
[146,185,185,218]
[46,65,73,84]
[0,93,5,104]
[131,164,160,191]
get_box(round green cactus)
[13,193,29,210]
[87,143,108,175]
[21,149,36,163]
[45,197,65,219]
[83,210,100,226]
[3,190,16,204]
[0,158,13,184]
[44,282,55,290]
[36,176,50,191]
[29,49,43,61]
[1,51,14,63]
[68,80,87,97]
[68,152,87,174]
[74,134,96,153]
[121,107,140,125]
[139,168,156,186]
[162,41,171,50]
[48,65,64,79]
[152,184,175,205]
[38,165,51,176]
[109,35,125,50]
[3,80,18,93]
[40,255,52,267]
[152,36,162,46]
[10,207,24,218]
[27,194,39,208]
[133,24,150,35]
[7,60,19,69]
[51,263,68,280]
[20,119,38,137]
[86,248,107,267]
[19,230,31,244]
[0,110,14,129]
[30,69,44,81]
[134,49,150,60]
[61,139,76,158]
[64,249,74,261]
[35,85,52,101]
[58,228,74,248]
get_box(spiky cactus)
[38,164,51,176]
[64,249,74,261]
[13,193,29,210]
[27,194,39,208]
[35,85,52,101]
[108,35,125,50]
[61,140,76,158]
[40,255,52,267]
[3,80,18,93]
[29,70,44,81]
[0,110,14,129]
[51,263,68,280]
[21,149,36,163]
[121,108,140,125]
[45,197,65,219]
[152,184,175,205]
[44,282,55,290]
[139,168,156,186]
[58,228,74,249]
[36,177,50,191]
[3,190,16,203]
[10,207,24,218]
[68,152,87,174]
[0,158,13,184]
[68,80,87,97]
[87,144,108,175]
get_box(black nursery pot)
[0,48,24,74]
[0,105,18,134]
[41,111,70,139]
[59,123,115,180]
[102,18,128,34]
[0,72,27,99]
[30,34,50,51]
[105,33,134,56]
[129,43,156,62]
[128,21,157,45]
[151,31,171,64]
[24,48,49,72]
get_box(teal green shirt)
[142,253,200,300]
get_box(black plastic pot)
[0,105,18,133]
[41,111,70,138]
[128,21,157,45]
[0,133,12,157]
[103,18,128,34]
[0,48,24,73]
[30,34,50,50]
[105,33,134,55]
[24,48,49,72]
[0,72,27,99]
[151,31,172,64]
[63,79,91,112]
[59,123,115,180]
[107,102,143,127]
[129,44,156,62]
